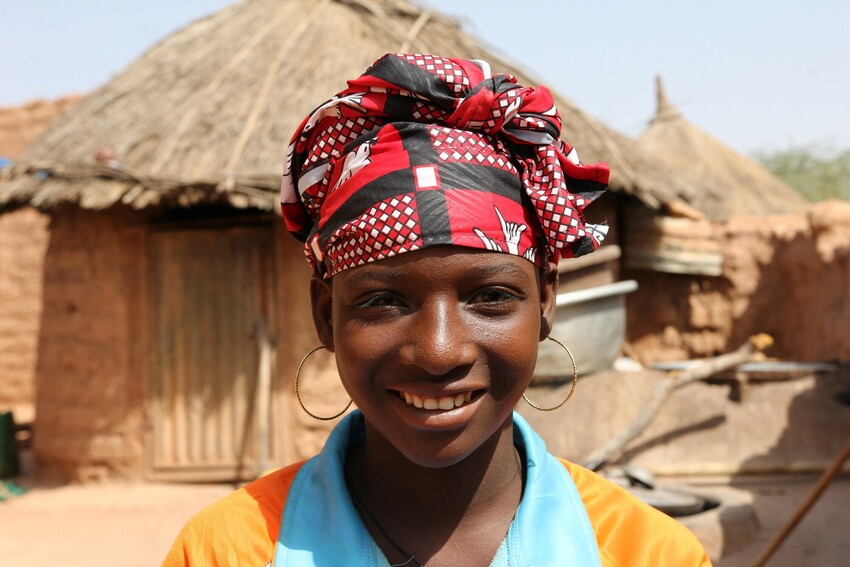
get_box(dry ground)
[713,475,850,567]
[0,481,231,566]
[1,473,847,566]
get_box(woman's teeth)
[401,391,473,410]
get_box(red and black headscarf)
[281,53,610,278]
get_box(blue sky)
[4,0,848,154]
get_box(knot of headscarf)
[281,53,609,277]
[447,74,558,141]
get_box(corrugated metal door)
[147,225,277,480]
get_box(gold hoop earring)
[523,336,578,411]
[294,345,353,421]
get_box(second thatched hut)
[626,78,849,365]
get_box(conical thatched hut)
[624,78,834,364]
[621,77,807,277]
[0,0,744,481]
[640,77,805,217]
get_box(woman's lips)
[396,390,475,410]
[387,387,486,430]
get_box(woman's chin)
[365,400,515,471]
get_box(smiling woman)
[162,53,711,567]
[321,249,547,470]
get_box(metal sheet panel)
[148,226,276,479]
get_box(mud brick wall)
[0,96,80,413]
[0,208,50,409]
[0,96,80,159]
[627,200,850,363]
[35,210,146,481]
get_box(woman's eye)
[356,293,401,309]
[473,288,519,304]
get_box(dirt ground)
[0,481,231,566]
[1,471,847,566]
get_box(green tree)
[753,144,850,202]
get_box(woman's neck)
[345,417,524,566]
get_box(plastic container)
[0,412,20,479]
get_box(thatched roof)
[638,77,806,218]
[1,0,723,216]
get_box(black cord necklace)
[346,448,525,567]
[348,482,423,567]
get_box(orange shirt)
[163,459,711,567]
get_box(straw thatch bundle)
[1,0,721,216]
[639,77,806,218]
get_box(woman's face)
[311,246,557,468]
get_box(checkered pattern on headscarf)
[281,53,609,277]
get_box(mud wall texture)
[0,97,79,413]
[522,367,850,475]
[272,223,342,465]
[0,96,80,159]
[35,210,146,481]
[33,216,339,481]
[626,200,850,363]
[0,208,50,410]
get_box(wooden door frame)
[143,218,279,482]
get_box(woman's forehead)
[333,246,539,285]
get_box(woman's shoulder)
[161,460,307,567]
[557,458,713,567]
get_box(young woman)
[163,53,711,567]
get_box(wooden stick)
[749,437,850,567]
[582,334,772,471]
[255,317,273,478]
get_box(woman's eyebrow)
[474,262,532,281]
[344,267,406,286]
[343,260,532,287]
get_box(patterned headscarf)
[281,53,610,278]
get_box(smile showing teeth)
[400,391,474,411]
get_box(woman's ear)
[310,275,335,352]
[539,261,558,341]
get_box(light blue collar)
[273,410,602,567]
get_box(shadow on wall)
[733,365,850,474]
[725,205,850,361]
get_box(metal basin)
[535,280,638,377]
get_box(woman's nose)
[401,300,477,376]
